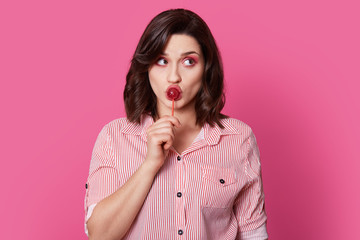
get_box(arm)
[234,131,268,240]
[86,116,181,240]
[87,160,161,240]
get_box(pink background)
[1,0,359,239]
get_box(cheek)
[148,69,168,100]
[183,75,203,97]
[148,73,159,96]
[186,69,203,86]
[148,68,156,82]
[148,69,161,86]
[149,67,166,82]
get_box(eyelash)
[155,57,197,67]
[183,58,197,66]
[156,58,168,66]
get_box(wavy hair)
[124,9,227,127]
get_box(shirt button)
[219,179,225,184]
[85,183,88,189]
[177,156,181,161]
[177,192,182,197]
[178,229,183,235]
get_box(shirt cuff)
[84,203,97,236]
[240,223,268,240]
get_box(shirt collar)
[121,115,241,146]
[121,114,154,142]
[203,118,242,146]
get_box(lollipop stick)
[171,99,174,116]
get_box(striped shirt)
[84,114,268,239]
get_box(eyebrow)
[161,51,200,56]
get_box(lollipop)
[166,87,181,116]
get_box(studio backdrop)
[1,0,359,239]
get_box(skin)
[148,34,204,154]
[87,34,204,240]
[148,34,204,120]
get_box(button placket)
[175,154,186,236]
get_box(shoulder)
[101,117,141,134]
[220,118,261,161]
[100,115,151,138]
[103,117,132,131]
[93,118,130,143]
[219,117,255,139]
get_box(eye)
[156,58,168,66]
[183,58,196,66]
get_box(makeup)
[182,56,198,67]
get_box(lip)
[165,85,182,101]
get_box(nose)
[167,64,181,83]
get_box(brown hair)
[124,8,227,127]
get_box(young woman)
[84,9,268,240]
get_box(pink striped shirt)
[84,115,268,239]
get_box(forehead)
[162,34,202,55]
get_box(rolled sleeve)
[240,223,268,240]
[234,132,267,238]
[84,125,119,225]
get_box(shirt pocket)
[201,166,238,208]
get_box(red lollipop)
[166,87,181,116]
[166,87,181,101]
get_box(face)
[148,34,205,116]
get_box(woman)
[85,9,268,240]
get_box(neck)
[157,102,202,154]
[174,110,199,131]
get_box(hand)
[145,115,181,171]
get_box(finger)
[148,129,176,141]
[155,115,182,128]
[162,135,174,150]
[149,132,174,149]
[148,120,174,131]
[147,123,176,137]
